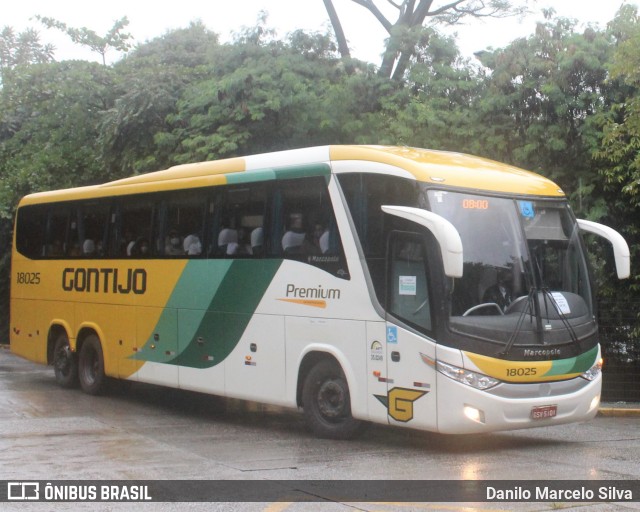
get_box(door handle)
[391,351,400,362]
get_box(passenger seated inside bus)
[165,229,183,256]
[282,213,308,255]
[232,227,253,256]
[217,227,238,256]
[130,238,151,257]
[183,233,202,256]
[82,239,95,257]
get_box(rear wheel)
[302,359,364,439]
[78,334,106,395]
[52,333,78,388]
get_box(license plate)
[531,405,557,420]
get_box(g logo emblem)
[375,387,427,422]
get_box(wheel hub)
[317,379,346,419]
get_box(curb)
[598,407,640,417]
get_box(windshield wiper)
[499,287,535,357]
[500,287,582,358]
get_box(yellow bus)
[10,145,630,438]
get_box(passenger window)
[118,197,156,257]
[388,232,432,333]
[47,207,72,258]
[338,173,421,301]
[212,184,266,257]
[162,191,206,257]
[70,201,111,258]
[271,177,349,279]
[16,206,47,259]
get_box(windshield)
[427,190,594,347]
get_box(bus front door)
[383,231,438,430]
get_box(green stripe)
[546,345,598,376]
[132,261,231,364]
[133,259,282,369]
[225,163,330,185]
[169,259,281,368]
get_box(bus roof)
[19,145,564,205]
[330,146,564,197]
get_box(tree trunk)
[323,0,355,74]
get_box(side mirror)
[382,205,463,278]
[577,219,630,279]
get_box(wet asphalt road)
[1,346,639,512]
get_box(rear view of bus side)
[10,145,630,438]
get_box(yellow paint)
[387,388,427,422]
[104,158,246,187]
[330,145,564,197]
[10,256,187,378]
[465,352,580,383]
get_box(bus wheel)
[302,359,363,440]
[53,333,78,388]
[78,334,106,396]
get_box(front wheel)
[302,359,364,440]
[53,333,78,388]
[78,334,107,395]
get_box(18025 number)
[506,367,537,377]
[16,272,41,285]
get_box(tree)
[597,5,640,206]
[35,16,132,65]
[0,61,116,217]
[0,26,54,83]
[592,5,640,297]
[154,20,353,163]
[474,12,615,216]
[367,27,483,150]
[99,22,220,175]
[323,0,529,79]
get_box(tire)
[302,359,364,440]
[78,334,107,395]
[52,333,78,388]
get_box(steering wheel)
[462,303,504,317]
[504,295,529,315]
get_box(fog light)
[589,395,600,413]
[463,405,485,424]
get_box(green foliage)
[0,61,116,217]
[99,22,220,175]
[597,5,640,204]
[475,14,615,213]
[155,22,355,162]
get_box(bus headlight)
[436,360,500,390]
[581,357,603,382]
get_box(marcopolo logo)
[278,283,342,309]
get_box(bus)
[10,145,630,439]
